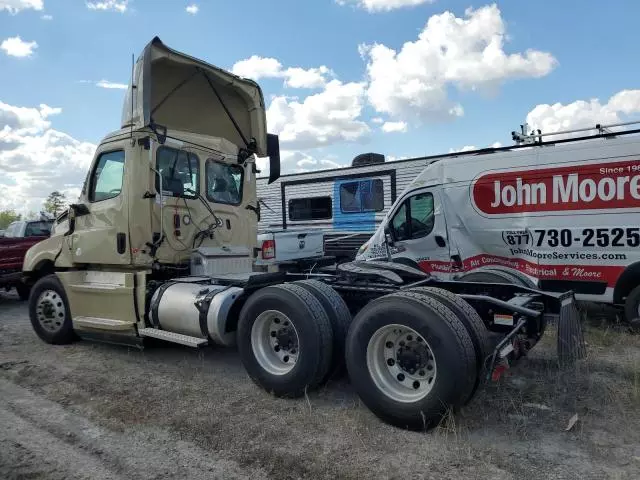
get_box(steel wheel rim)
[366,323,437,403]
[251,310,299,376]
[35,289,66,333]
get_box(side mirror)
[384,225,395,247]
[266,133,280,184]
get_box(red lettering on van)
[471,160,640,214]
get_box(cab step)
[138,328,208,348]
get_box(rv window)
[390,192,434,241]
[340,179,384,213]
[206,160,244,205]
[156,147,200,199]
[289,197,332,221]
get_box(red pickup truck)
[0,219,53,299]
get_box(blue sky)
[1,0,640,212]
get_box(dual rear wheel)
[239,282,487,431]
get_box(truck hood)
[121,36,268,156]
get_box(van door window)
[390,192,434,241]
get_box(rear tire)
[28,274,75,345]
[237,283,333,398]
[345,290,476,430]
[294,279,351,378]
[406,286,491,403]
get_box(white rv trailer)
[256,153,439,261]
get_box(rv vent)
[352,152,385,167]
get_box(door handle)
[434,235,446,248]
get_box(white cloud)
[336,0,433,13]
[1,36,38,57]
[526,90,640,140]
[381,121,407,133]
[0,101,96,214]
[256,151,347,178]
[185,3,198,14]
[41,13,52,20]
[232,56,333,89]
[233,56,283,79]
[86,0,128,13]
[96,79,128,90]
[371,117,384,124]
[283,66,332,89]
[448,141,502,153]
[0,0,43,14]
[267,79,370,150]
[361,4,557,123]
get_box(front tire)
[28,274,75,345]
[345,291,476,430]
[237,283,334,398]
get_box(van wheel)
[458,269,521,285]
[345,290,476,430]
[237,283,333,398]
[623,285,640,324]
[29,275,75,345]
[294,280,351,378]
[406,286,491,404]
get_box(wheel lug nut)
[413,381,420,390]
[385,341,393,348]
[397,373,405,382]
[387,358,395,366]
[283,355,289,363]
[270,331,276,337]
[427,364,433,371]
[419,370,425,376]
[274,318,280,324]
[274,345,280,352]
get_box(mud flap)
[557,294,587,365]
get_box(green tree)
[0,210,21,230]
[44,191,67,217]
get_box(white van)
[356,122,640,322]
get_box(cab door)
[387,188,452,277]
[70,142,131,265]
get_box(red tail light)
[261,239,275,260]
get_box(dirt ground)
[1,291,639,480]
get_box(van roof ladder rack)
[512,120,640,145]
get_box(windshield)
[206,160,243,205]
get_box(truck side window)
[90,150,125,202]
[390,192,434,241]
[206,160,244,205]
[156,147,199,199]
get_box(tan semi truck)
[22,37,584,431]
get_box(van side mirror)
[384,225,395,247]
[266,133,280,184]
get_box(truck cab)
[22,36,280,335]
